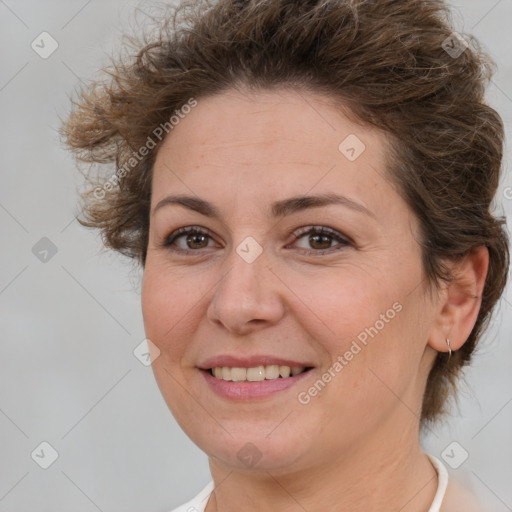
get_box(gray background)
[0,1,511,511]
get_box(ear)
[427,246,489,353]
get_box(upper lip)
[198,355,315,370]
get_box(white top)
[168,454,449,512]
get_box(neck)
[205,415,438,512]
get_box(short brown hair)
[61,0,509,424]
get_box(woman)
[61,0,509,510]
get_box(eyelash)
[161,225,352,256]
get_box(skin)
[141,87,488,512]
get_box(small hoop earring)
[446,338,452,358]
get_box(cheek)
[141,265,201,418]
[141,263,199,358]
[290,267,400,351]
[293,268,420,395]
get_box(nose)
[206,242,286,335]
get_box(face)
[141,88,439,473]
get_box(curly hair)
[61,0,509,424]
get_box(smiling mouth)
[208,365,313,382]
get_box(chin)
[188,422,315,472]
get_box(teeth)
[210,365,307,381]
[265,365,280,379]
[246,366,265,381]
[230,367,247,381]
[291,366,304,376]
[279,365,291,378]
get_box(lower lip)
[200,369,313,400]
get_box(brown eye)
[163,226,215,252]
[184,233,209,249]
[290,226,351,255]
[162,225,351,256]
[308,233,333,250]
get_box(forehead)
[156,87,382,163]
[151,88,408,226]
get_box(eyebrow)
[152,192,376,219]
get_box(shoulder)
[441,478,487,512]
[167,481,215,512]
